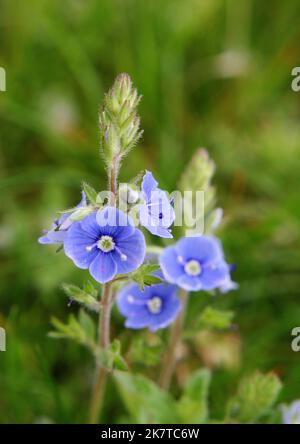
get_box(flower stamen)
[97,235,115,253]
[184,259,202,276]
[147,296,162,314]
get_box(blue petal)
[64,222,99,269]
[141,170,158,201]
[147,190,175,227]
[219,277,238,293]
[159,246,184,284]
[175,236,223,264]
[80,212,102,238]
[89,251,117,284]
[177,274,203,291]
[139,190,175,238]
[113,228,146,274]
[144,221,173,239]
[78,190,87,208]
[125,312,153,330]
[200,260,230,291]
[38,234,52,244]
[46,229,68,243]
[148,295,181,332]
[96,207,135,239]
[117,283,150,317]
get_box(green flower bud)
[99,73,142,169]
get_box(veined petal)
[141,170,158,201]
[160,246,184,284]
[148,296,181,332]
[177,274,203,291]
[89,251,117,284]
[64,222,99,269]
[117,284,150,317]
[114,228,146,274]
[200,260,230,291]
[125,312,153,330]
[144,222,173,239]
[96,207,135,239]
[175,236,223,263]
[80,212,102,238]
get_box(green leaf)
[82,182,98,204]
[48,315,95,351]
[113,354,128,371]
[82,280,98,298]
[129,335,163,367]
[114,371,177,423]
[110,339,121,354]
[177,369,211,423]
[95,340,128,371]
[226,372,282,423]
[78,309,96,342]
[130,263,161,290]
[200,307,234,330]
[70,206,94,221]
[62,283,100,312]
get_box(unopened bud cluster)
[99,73,143,167]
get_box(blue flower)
[282,400,300,424]
[159,235,236,292]
[117,281,181,332]
[139,170,175,238]
[39,191,87,245]
[64,207,146,284]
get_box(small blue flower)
[139,170,175,238]
[39,191,87,245]
[159,235,236,292]
[64,207,146,284]
[117,281,181,332]
[282,400,300,424]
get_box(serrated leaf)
[130,263,161,290]
[82,280,98,298]
[49,316,84,343]
[226,372,282,423]
[114,371,177,423]
[82,182,98,204]
[62,283,100,312]
[177,369,211,423]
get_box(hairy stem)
[88,281,113,424]
[159,290,188,390]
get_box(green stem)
[88,281,113,424]
[159,290,188,390]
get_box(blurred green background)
[1,0,300,423]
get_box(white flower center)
[147,296,162,314]
[184,259,202,276]
[127,294,135,303]
[97,235,115,253]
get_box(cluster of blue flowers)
[40,169,236,333]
